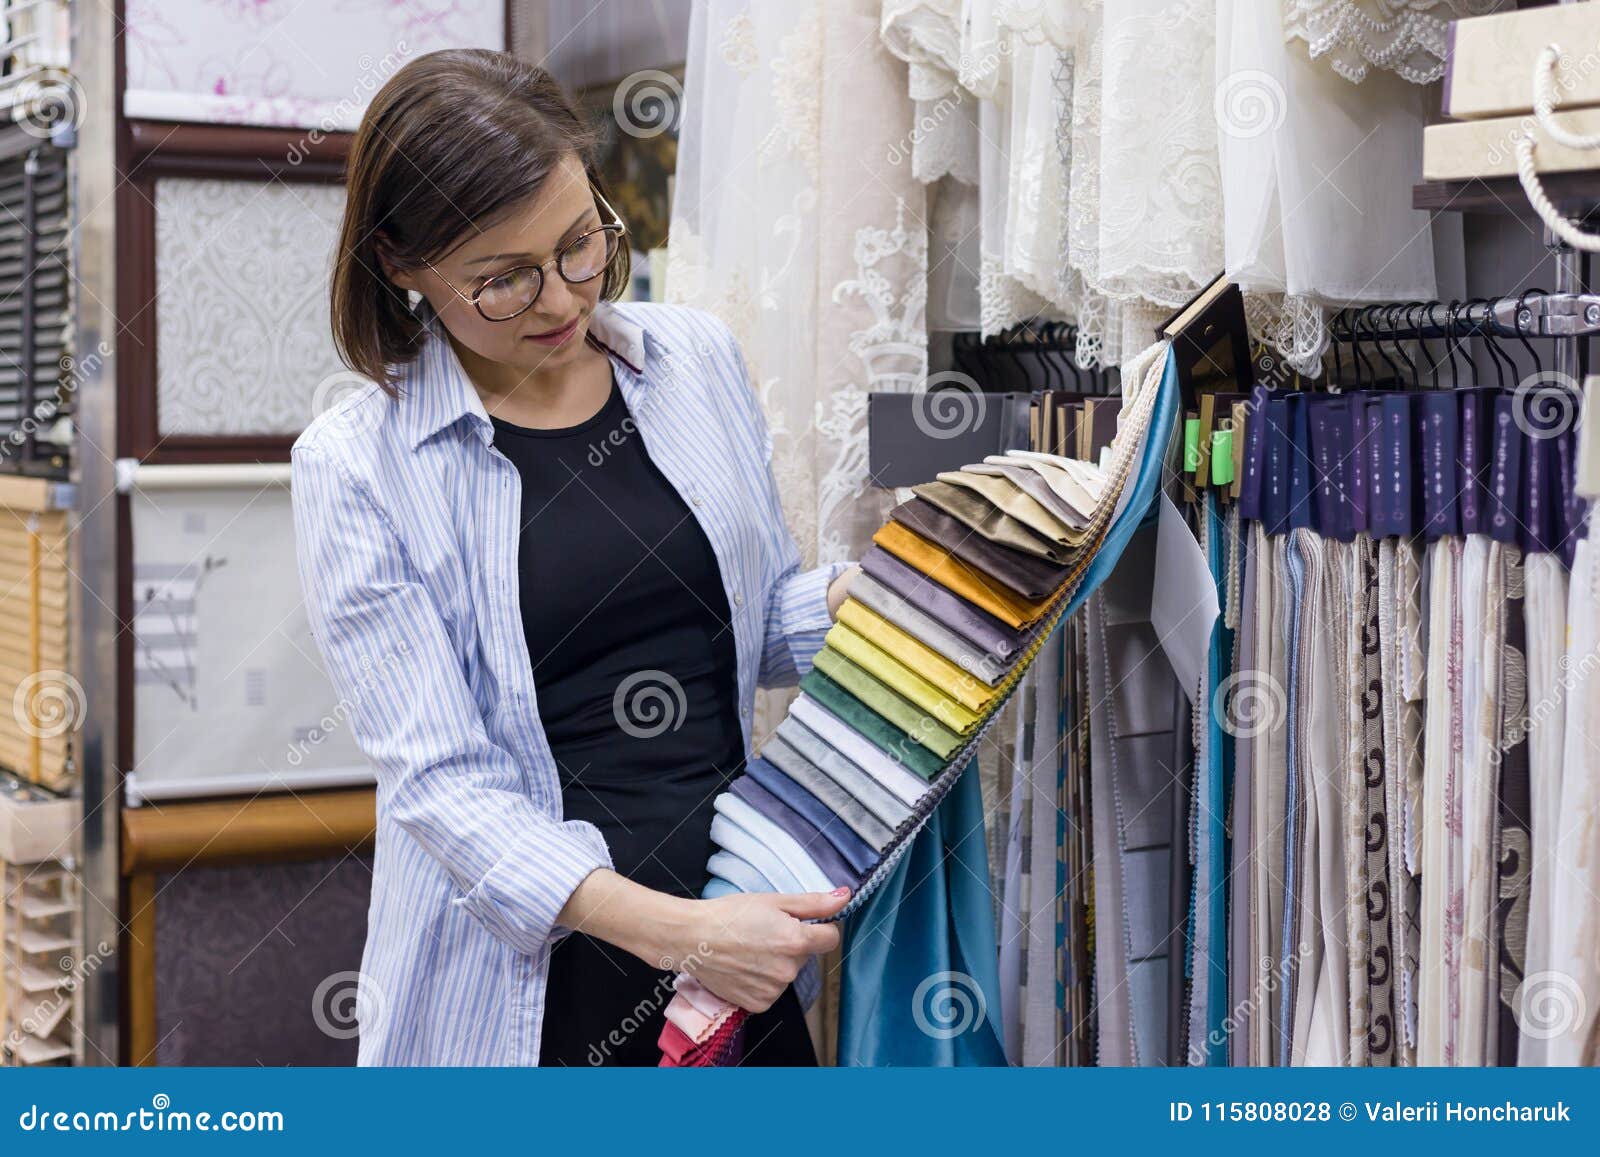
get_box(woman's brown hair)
[331,49,631,393]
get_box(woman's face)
[388,152,610,378]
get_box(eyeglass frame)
[420,186,628,322]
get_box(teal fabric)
[837,759,1006,1066]
[1201,491,1233,1064]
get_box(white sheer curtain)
[1217,0,1449,373]
[667,0,928,725]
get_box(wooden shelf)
[1414,172,1600,217]
[121,788,377,875]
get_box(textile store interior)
[1,0,1599,1068]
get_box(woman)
[294,49,857,1066]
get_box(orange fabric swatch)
[872,521,1053,628]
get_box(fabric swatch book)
[658,341,1181,1066]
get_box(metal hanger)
[1513,286,1547,377]
[1473,297,1517,390]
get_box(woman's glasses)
[424,188,627,322]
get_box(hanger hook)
[1363,305,1405,388]
[1472,297,1514,390]
[1388,303,1421,390]
[1513,286,1546,377]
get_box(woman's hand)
[556,870,847,1012]
[826,564,861,620]
[678,889,849,1012]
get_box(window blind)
[0,142,71,477]
[0,479,71,790]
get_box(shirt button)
[740,707,749,718]
[733,593,744,606]
[692,496,703,506]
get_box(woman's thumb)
[771,887,851,920]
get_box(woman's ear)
[373,234,417,292]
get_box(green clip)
[1211,429,1234,487]
[1184,417,1201,473]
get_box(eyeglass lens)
[476,228,619,320]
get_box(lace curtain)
[668,0,928,731]
[873,0,1476,376]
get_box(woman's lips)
[524,316,581,347]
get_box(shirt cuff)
[453,818,614,956]
[780,559,852,634]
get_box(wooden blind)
[1,861,82,1066]
[0,478,71,790]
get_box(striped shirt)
[291,300,847,1066]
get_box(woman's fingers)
[682,890,847,1014]
[803,922,842,956]
[768,887,850,922]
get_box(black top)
[492,371,813,1066]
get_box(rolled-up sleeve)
[760,554,850,688]
[292,441,613,957]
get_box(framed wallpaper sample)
[123,0,505,131]
[128,474,374,803]
[152,176,348,440]
[121,790,378,1066]
[149,854,373,1066]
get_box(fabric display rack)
[1152,277,1598,1068]
[653,0,1600,1069]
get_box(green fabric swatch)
[811,647,964,761]
[800,667,946,780]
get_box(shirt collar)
[396,298,650,451]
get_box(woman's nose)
[536,271,581,317]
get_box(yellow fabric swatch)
[837,598,998,712]
[811,647,964,761]
[824,623,983,734]
[872,520,1054,628]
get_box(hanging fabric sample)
[1086,525,1185,1066]
[836,759,1008,1066]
